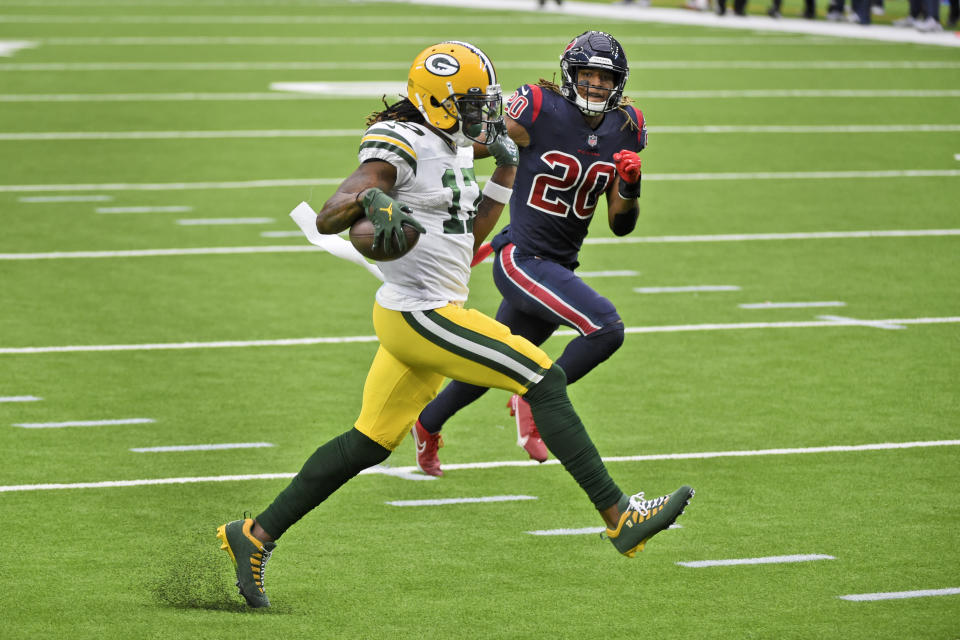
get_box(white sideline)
[5,124,960,141]
[3,90,960,103]
[14,35,937,46]
[4,61,960,72]
[1,170,958,195]
[129,442,274,452]
[838,587,960,601]
[0,395,41,402]
[2,439,957,493]
[386,495,537,507]
[2,317,959,355]
[402,0,960,48]
[12,418,154,428]
[677,554,835,567]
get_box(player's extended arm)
[473,122,519,253]
[472,116,529,159]
[607,149,641,237]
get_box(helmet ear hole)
[429,96,442,107]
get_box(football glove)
[360,188,426,255]
[612,149,641,199]
[486,121,519,168]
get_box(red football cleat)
[507,395,548,462]
[411,420,444,477]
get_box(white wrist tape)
[482,180,513,204]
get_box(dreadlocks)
[535,76,639,133]
[366,96,425,127]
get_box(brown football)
[349,216,421,262]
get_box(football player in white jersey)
[216,41,693,609]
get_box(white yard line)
[2,317,958,355]
[386,495,538,507]
[0,14,584,24]
[839,587,960,601]
[22,35,899,46]
[584,229,960,245]
[12,418,155,428]
[634,285,741,293]
[2,170,957,195]
[260,231,302,238]
[2,228,958,261]
[0,92,330,102]
[740,301,846,309]
[648,169,960,181]
[6,125,960,141]
[817,314,906,330]
[677,554,835,567]
[19,194,113,202]
[0,129,364,140]
[526,527,606,536]
[176,217,273,225]
[97,206,192,214]
[130,442,273,452]
[3,61,959,72]
[0,395,42,402]
[577,270,639,278]
[0,246,321,260]
[1,439,957,492]
[0,178,338,192]
[3,90,959,103]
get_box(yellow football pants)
[354,302,554,450]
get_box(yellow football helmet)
[407,41,503,147]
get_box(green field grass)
[2,1,959,638]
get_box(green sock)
[256,427,390,539]
[524,365,623,511]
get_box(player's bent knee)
[588,321,624,358]
[524,364,567,405]
[342,427,392,470]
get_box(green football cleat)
[216,518,276,608]
[605,486,694,558]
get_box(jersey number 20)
[527,151,616,220]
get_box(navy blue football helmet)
[559,31,629,115]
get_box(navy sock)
[418,380,489,434]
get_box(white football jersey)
[358,120,480,311]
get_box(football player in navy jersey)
[412,31,647,476]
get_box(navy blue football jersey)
[498,83,647,266]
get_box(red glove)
[612,150,641,184]
[471,242,494,267]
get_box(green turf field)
[1,1,958,638]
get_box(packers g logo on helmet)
[424,53,460,77]
[407,41,503,148]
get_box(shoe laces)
[253,546,272,592]
[626,491,668,517]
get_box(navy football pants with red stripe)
[417,242,624,434]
